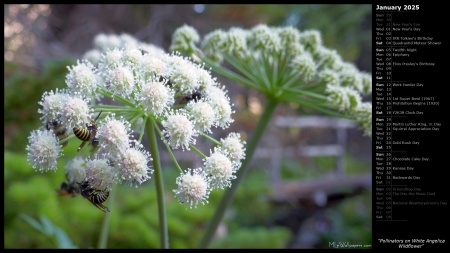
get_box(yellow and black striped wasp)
[77,181,110,213]
[56,172,80,197]
[46,117,70,148]
[73,111,102,152]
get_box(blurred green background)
[4,4,372,249]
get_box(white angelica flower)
[116,144,153,187]
[248,24,281,53]
[355,102,372,137]
[65,156,87,183]
[105,66,135,97]
[82,49,102,66]
[99,48,123,71]
[123,47,143,68]
[162,110,196,151]
[326,85,361,112]
[170,24,200,52]
[313,47,343,71]
[186,100,216,133]
[65,60,100,101]
[96,114,132,156]
[138,54,169,77]
[319,69,340,86]
[290,54,317,82]
[201,29,226,63]
[277,26,301,46]
[26,129,63,173]
[173,168,210,208]
[203,149,235,190]
[137,78,174,117]
[168,54,200,93]
[37,89,69,125]
[84,156,116,191]
[299,30,323,53]
[360,72,372,95]
[219,132,246,170]
[61,94,92,128]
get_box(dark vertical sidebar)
[373,4,448,249]
[372,4,450,249]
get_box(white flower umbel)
[61,94,92,128]
[210,97,234,129]
[360,72,372,95]
[93,33,121,52]
[299,30,323,53]
[355,102,372,137]
[219,132,246,170]
[220,27,248,58]
[138,44,166,58]
[173,168,210,208]
[186,100,216,133]
[65,60,101,101]
[201,29,226,63]
[338,63,364,92]
[119,33,139,49]
[248,24,281,53]
[290,54,317,82]
[167,54,200,93]
[96,114,131,156]
[170,24,200,53]
[195,67,216,89]
[313,47,343,71]
[84,156,116,191]
[318,69,340,86]
[203,85,234,129]
[65,156,86,183]
[123,47,143,69]
[117,144,153,187]
[326,85,361,112]
[37,89,69,125]
[104,66,135,98]
[138,54,169,77]
[83,49,102,66]
[26,129,63,173]
[277,26,301,46]
[98,48,123,71]
[203,149,235,190]
[162,110,196,151]
[137,78,174,117]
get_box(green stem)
[189,144,207,159]
[198,97,278,248]
[98,88,136,108]
[138,116,148,144]
[97,185,117,249]
[198,53,262,92]
[153,122,183,174]
[146,118,169,249]
[200,133,221,146]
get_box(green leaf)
[54,227,78,249]
[19,213,44,233]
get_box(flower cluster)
[27,33,245,208]
[171,24,372,137]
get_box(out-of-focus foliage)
[4,59,75,152]
[211,226,292,249]
[4,149,292,248]
[20,214,78,249]
[317,191,372,248]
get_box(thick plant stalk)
[147,118,169,249]
[198,98,278,248]
[97,185,116,249]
